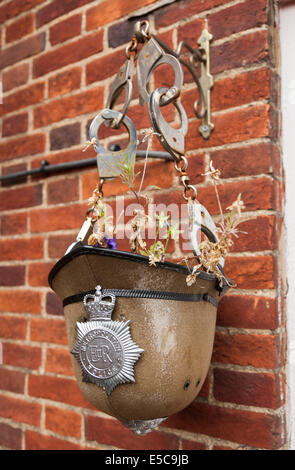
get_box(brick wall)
[0,0,287,450]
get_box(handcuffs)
[65,20,223,267]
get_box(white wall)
[280,5,295,450]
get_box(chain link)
[173,156,197,201]
[126,36,139,59]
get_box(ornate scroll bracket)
[197,28,214,139]
[152,27,214,140]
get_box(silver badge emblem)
[71,286,144,395]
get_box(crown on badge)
[83,285,115,321]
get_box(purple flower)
[105,237,117,250]
[94,237,117,250]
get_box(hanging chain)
[174,157,197,201]
[126,36,139,59]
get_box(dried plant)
[82,137,97,152]
[184,162,246,288]
[87,185,117,250]
[129,209,149,253]
[85,137,247,287]
[118,129,160,203]
[118,151,142,203]
[137,212,182,267]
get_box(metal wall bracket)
[197,29,214,139]
[153,27,214,140]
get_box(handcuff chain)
[174,156,197,201]
[126,36,139,60]
[115,20,198,203]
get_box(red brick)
[186,153,206,185]
[211,30,269,75]
[3,343,42,370]
[129,156,175,192]
[0,265,25,286]
[25,430,91,450]
[50,14,82,46]
[0,0,44,23]
[0,315,28,339]
[34,88,103,128]
[28,374,94,408]
[225,255,275,290]
[186,104,273,151]
[155,177,275,221]
[0,394,41,426]
[210,142,280,179]
[181,439,207,450]
[45,347,74,376]
[0,140,33,168]
[2,63,29,92]
[0,132,40,164]
[0,368,25,394]
[45,405,82,438]
[5,13,34,44]
[214,368,283,409]
[36,0,95,27]
[86,0,158,30]
[211,68,272,113]
[0,422,22,450]
[209,0,267,40]
[0,290,42,314]
[213,332,280,369]
[177,18,204,45]
[164,402,283,449]
[1,162,28,187]
[86,49,126,84]
[30,204,87,233]
[33,31,103,78]
[48,67,82,98]
[0,184,42,211]
[81,171,128,200]
[2,113,28,137]
[46,292,64,316]
[85,415,179,450]
[0,82,45,116]
[47,177,79,205]
[30,317,67,345]
[48,234,77,258]
[129,102,174,132]
[0,237,44,261]
[201,177,275,215]
[108,18,138,48]
[28,262,53,287]
[199,372,210,398]
[155,0,230,28]
[82,157,174,200]
[217,295,278,330]
[230,215,277,252]
[1,212,28,235]
[50,122,80,150]
[31,147,89,172]
[0,33,45,70]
